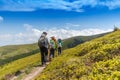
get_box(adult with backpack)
[57,38,63,55]
[49,36,57,59]
[38,32,49,66]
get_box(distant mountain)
[36,30,120,80]
[63,32,110,49]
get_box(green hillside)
[63,32,109,49]
[0,53,40,80]
[0,31,111,79]
[35,30,120,80]
[0,43,39,66]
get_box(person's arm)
[61,41,63,47]
[46,38,50,48]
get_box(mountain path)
[10,63,49,80]
[22,66,45,80]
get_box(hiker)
[57,38,63,55]
[49,36,57,59]
[38,32,49,66]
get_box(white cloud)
[99,0,120,10]
[0,24,113,46]
[0,16,3,22]
[46,28,113,39]
[0,0,120,12]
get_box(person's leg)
[47,48,50,61]
[50,48,53,58]
[44,47,48,63]
[52,48,55,58]
[50,48,54,58]
[40,47,44,65]
[58,47,60,55]
[59,47,62,54]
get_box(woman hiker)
[49,36,57,60]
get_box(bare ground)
[10,63,49,80]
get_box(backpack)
[38,36,46,47]
[58,39,62,47]
[50,39,55,49]
[58,42,62,47]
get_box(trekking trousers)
[58,47,62,55]
[50,48,55,58]
[39,46,48,65]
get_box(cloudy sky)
[0,0,120,46]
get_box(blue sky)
[0,0,120,46]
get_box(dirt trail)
[10,63,49,80]
[22,66,45,80]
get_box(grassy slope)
[0,43,38,59]
[35,30,120,80]
[0,53,40,80]
[0,43,39,66]
[0,33,108,79]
